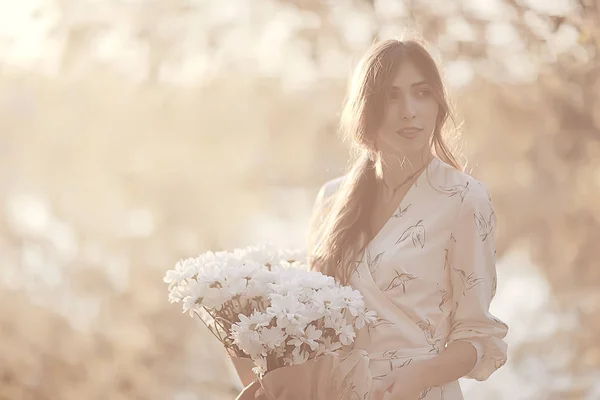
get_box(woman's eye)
[416,88,432,98]
[388,91,400,101]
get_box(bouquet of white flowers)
[164,242,377,399]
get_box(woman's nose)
[399,97,417,120]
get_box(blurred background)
[0,0,599,399]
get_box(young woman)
[236,38,508,400]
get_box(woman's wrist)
[415,341,478,389]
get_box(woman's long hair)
[308,38,462,285]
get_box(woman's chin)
[386,139,429,159]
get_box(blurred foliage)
[0,0,598,399]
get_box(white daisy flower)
[355,309,378,329]
[338,324,356,346]
[259,327,287,350]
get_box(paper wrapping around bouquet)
[257,349,373,400]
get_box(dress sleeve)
[446,183,509,381]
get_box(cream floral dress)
[313,157,508,400]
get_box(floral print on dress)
[393,203,411,218]
[450,319,476,336]
[474,210,495,242]
[452,268,484,296]
[314,157,508,400]
[440,181,470,203]
[349,390,369,400]
[417,319,442,354]
[354,259,362,278]
[381,351,413,362]
[384,270,417,293]
[396,220,426,248]
[366,250,385,275]
[438,284,451,312]
[367,317,395,334]
[372,358,413,381]
[443,249,449,270]
[371,373,388,381]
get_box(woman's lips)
[397,127,423,139]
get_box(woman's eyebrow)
[412,80,429,88]
[390,80,429,91]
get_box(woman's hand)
[371,362,429,400]
[254,385,267,400]
[235,379,268,400]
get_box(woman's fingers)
[371,385,390,400]
[254,387,266,399]
[235,380,260,400]
[371,374,396,400]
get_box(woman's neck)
[375,150,434,193]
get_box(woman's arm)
[371,341,478,400]
[417,340,478,389]
[372,341,478,399]
[443,182,508,381]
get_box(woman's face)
[376,61,439,160]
